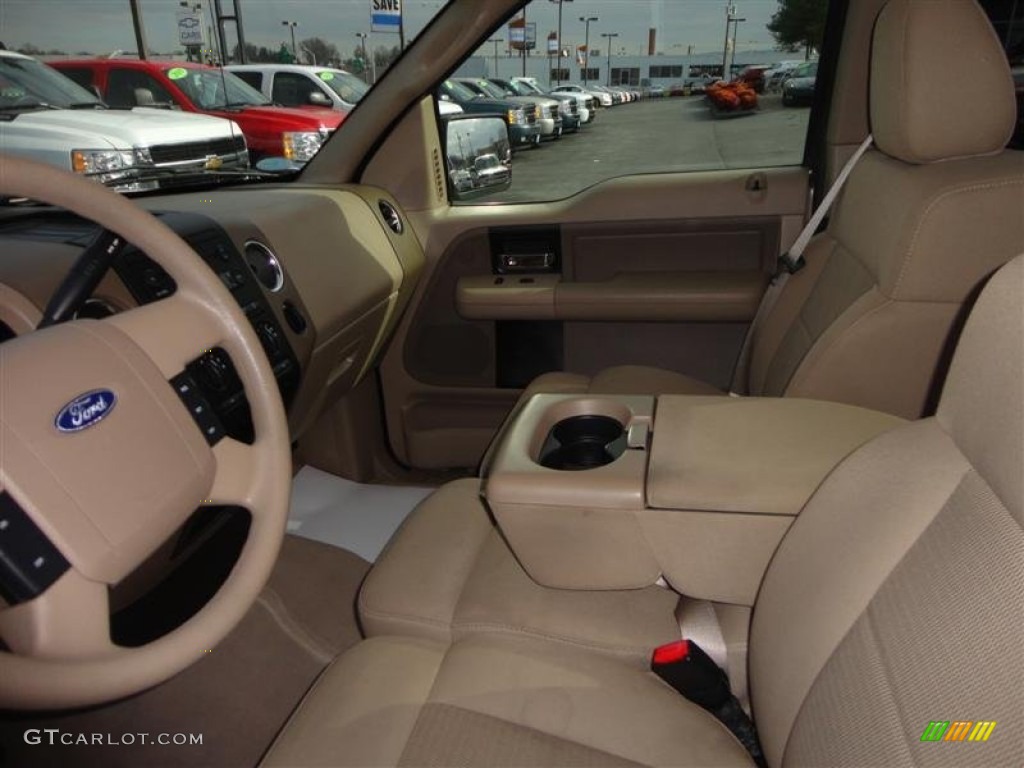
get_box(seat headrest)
[871,0,1016,164]
[937,255,1023,522]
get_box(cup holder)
[538,415,628,471]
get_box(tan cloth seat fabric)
[516,0,1022,421]
[269,248,1024,767]
[359,478,681,662]
[262,634,755,768]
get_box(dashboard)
[0,184,425,443]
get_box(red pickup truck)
[53,59,343,164]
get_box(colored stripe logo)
[920,721,996,743]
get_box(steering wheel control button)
[0,492,70,604]
[54,389,117,433]
[171,372,225,446]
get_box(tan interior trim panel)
[648,396,906,515]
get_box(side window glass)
[233,71,263,91]
[107,69,173,108]
[57,67,93,90]
[452,0,823,203]
[271,72,318,107]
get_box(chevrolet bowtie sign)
[176,8,205,47]
[371,0,401,33]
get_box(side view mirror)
[256,156,304,174]
[444,115,511,201]
[308,91,332,107]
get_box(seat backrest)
[748,251,1023,766]
[747,0,1023,420]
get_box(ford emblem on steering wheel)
[54,389,117,433]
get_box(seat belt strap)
[729,134,875,395]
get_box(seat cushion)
[262,634,755,767]
[527,365,726,401]
[358,478,681,663]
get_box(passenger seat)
[524,0,1023,421]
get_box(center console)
[483,393,904,604]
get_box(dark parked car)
[782,61,819,106]
[437,79,540,149]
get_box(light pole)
[282,20,298,60]
[601,32,618,86]
[729,17,746,78]
[487,37,504,78]
[720,3,736,80]
[579,15,598,85]
[549,0,573,86]
[356,32,370,83]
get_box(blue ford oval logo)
[55,389,117,433]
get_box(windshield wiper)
[0,102,61,111]
[67,101,105,109]
[98,165,293,190]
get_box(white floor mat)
[287,466,433,562]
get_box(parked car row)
[0,50,249,192]
[52,59,345,165]
[438,75,644,198]
[0,52,365,193]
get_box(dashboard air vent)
[243,240,284,293]
[378,200,403,235]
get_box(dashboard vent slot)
[431,147,445,202]
[378,200,403,235]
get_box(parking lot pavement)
[486,94,811,203]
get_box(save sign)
[371,0,401,33]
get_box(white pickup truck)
[0,50,248,192]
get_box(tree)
[233,42,279,63]
[300,37,340,67]
[277,42,295,63]
[372,44,401,73]
[767,0,828,59]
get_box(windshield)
[514,80,543,95]
[168,67,271,109]
[793,62,819,78]
[478,81,508,99]
[315,70,369,104]
[443,79,480,102]
[0,55,101,110]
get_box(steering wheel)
[0,156,292,709]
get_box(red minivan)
[53,59,343,164]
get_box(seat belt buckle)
[651,640,768,767]
[650,639,732,711]
[773,253,806,281]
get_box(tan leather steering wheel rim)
[0,156,291,709]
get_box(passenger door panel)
[381,167,809,469]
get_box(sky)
[0,0,782,59]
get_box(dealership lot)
[486,93,811,203]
